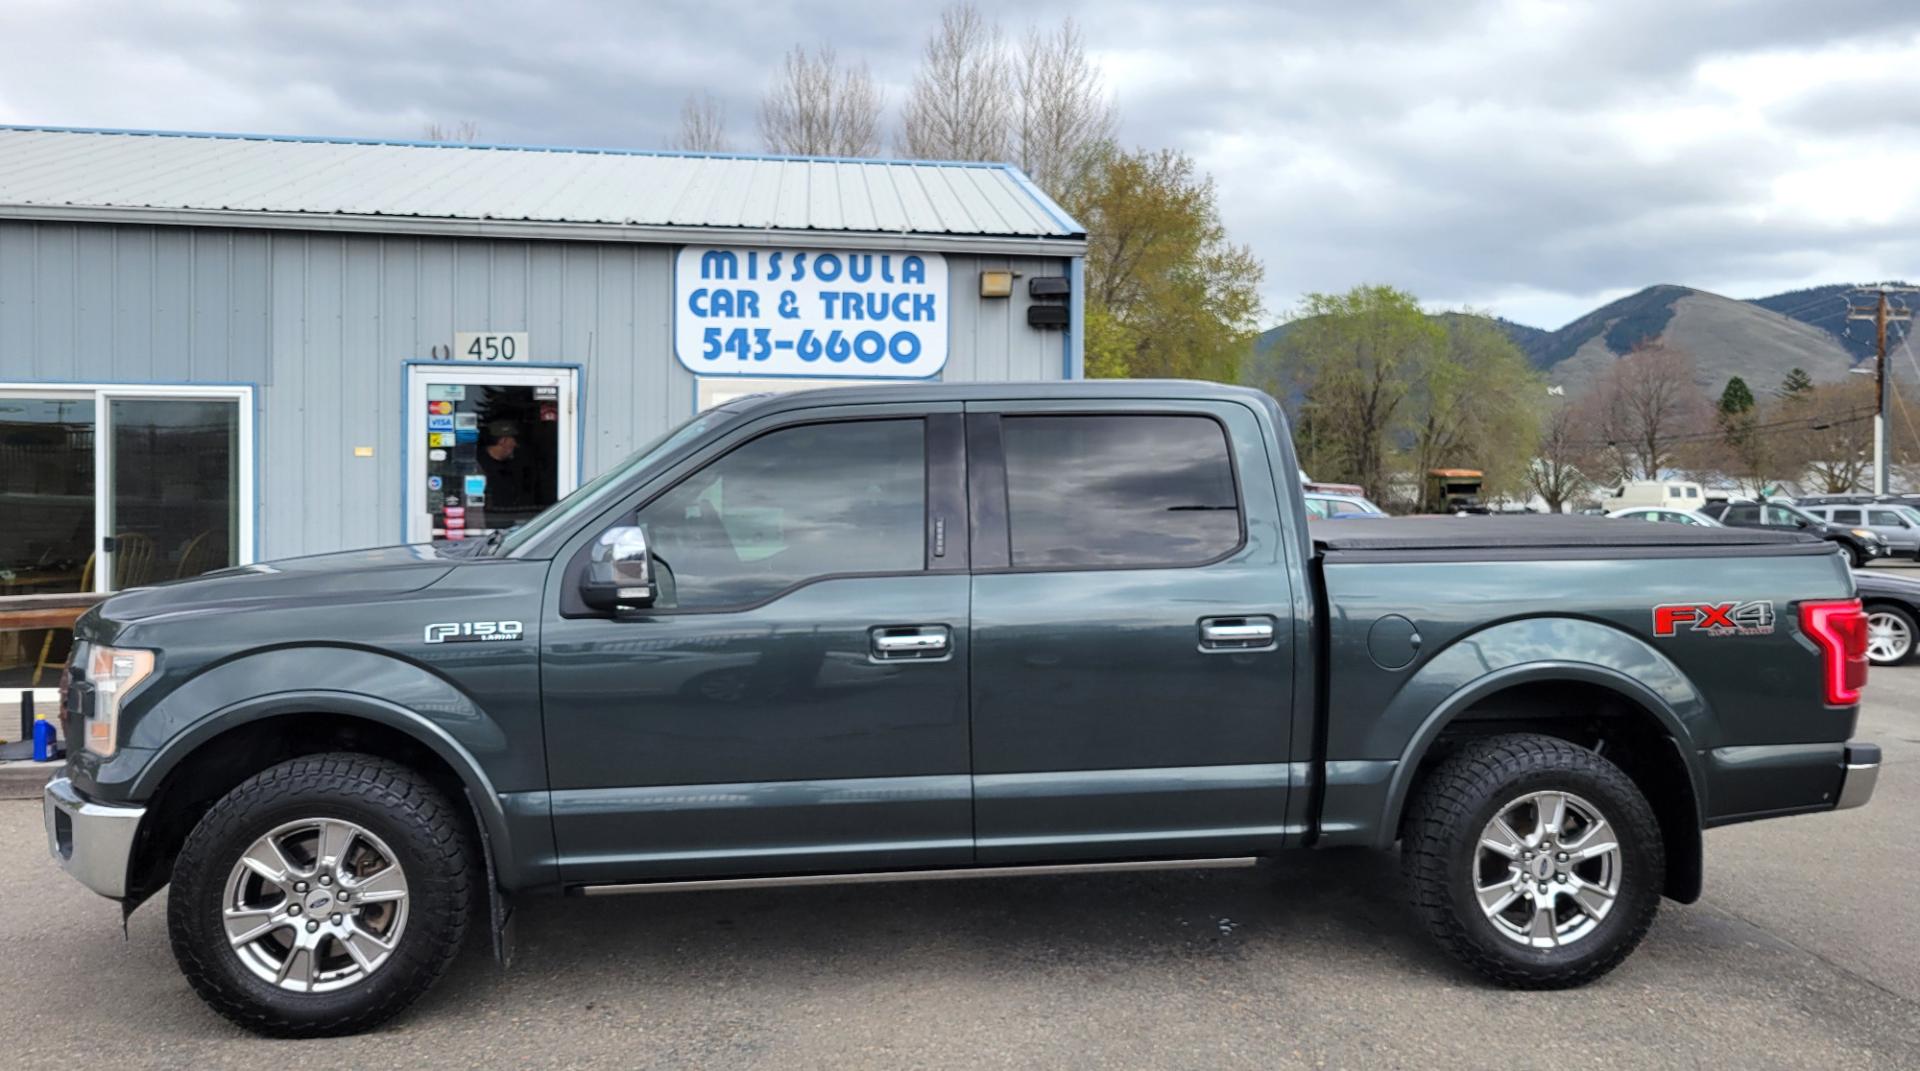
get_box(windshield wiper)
[478,524,518,557]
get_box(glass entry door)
[406,366,578,544]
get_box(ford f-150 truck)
[44,380,1881,1036]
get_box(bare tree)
[423,120,480,143]
[1526,400,1594,512]
[672,93,731,153]
[1594,341,1708,480]
[901,3,1012,161]
[1015,19,1115,198]
[759,45,882,156]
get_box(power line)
[1847,285,1919,494]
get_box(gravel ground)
[2,670,1915,1069]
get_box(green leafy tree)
[1408,314,1544,505]
[1265,286,1442,501]
[1070,146,1263,382]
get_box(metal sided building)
[0,125,1086,611]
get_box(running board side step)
[572,856,1260,897]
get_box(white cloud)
[1,0,1917,330]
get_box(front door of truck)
[963,399,1298,862]
[540,406,973,884]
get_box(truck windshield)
[493,409,741,557]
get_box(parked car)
[1698,500,1889,567]
[1606,480,1707,511]
[1799,502,1920,560]
[1853,568,1920,665]
[1606,507,1723,527]
[1304,490,1387,518]
[45,381,1880,1036]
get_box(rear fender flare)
[1372,617,1710,851]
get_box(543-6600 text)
[702,327,925,366]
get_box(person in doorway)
[477,421,536,517]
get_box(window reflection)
[1002,415,1241,568]
[639,420,925,609]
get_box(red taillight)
[1800,599,1868,706]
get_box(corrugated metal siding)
[0,220,1070,559]
[0,128,1079,239]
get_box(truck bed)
[1311,515,1833,562]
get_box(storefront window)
[0,397,95,595]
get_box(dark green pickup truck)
[44,380,1881,1036]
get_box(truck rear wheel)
[167,753,473,1037]
[1401,733,1664,988]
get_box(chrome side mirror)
[581,525,655,611]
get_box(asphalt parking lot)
[2,651,1915,1067]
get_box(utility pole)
[1847,285,1918,494]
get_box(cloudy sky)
[4,0,1918,329]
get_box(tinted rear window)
[1000,414,1241,568]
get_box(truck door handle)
[1199,616,1277,650]
[870,625,951,660]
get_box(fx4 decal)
[424,620,525,644]
[1652,601,1775,637]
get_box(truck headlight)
[83,646,155,757]
[1850,529,1877,541]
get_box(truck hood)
[87,544,460,627]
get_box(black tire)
[1401,733,1664,989]
[167,754,473,1037]
[1846,542,1867,569]
[1864,602,1918,666]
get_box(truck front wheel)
[1401,733,1664,988]
[167,753,474,1037]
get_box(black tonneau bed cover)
[1312,515,1834,562]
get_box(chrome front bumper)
[1835,743,1881,811]
[43,776,145,899]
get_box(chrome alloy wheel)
[222,818,411,993]
[1473,790,1622,949]
[1866,610,1912,665]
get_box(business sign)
[674,247,948,379]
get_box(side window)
[1726,505,1759,524]
[1667,486,1683,499]
[1303,496,1331,518]
[1763,505,1802,526]
[1870,509,1906,527]
[1831,508,1862,525]
[1000,414,1241,568]
[637,419,925,609]
[1685,486,1700,498]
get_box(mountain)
[1748,282,1917,363]
[1252,285,1859,395]
[1532,285,1857,394]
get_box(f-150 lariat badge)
[1652,601,1775,637]
[423,620,525,644]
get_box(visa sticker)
[427,476,443,491]
[427,414,455,432]
[430,433,454,447]
[464,474,487,496]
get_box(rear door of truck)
[962,396,1300,862]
